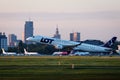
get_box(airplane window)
[33,36,35,38]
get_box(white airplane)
[1,48,17,55]
[116,45,120,54]
[70,52,90,56]
[24,49,39,55]
[26,35,117,53]
[52,52,68,56]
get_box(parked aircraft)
[116,45,120,54]
[70,52,90,56]
[26,35,117,53]
[1,48,17,55]
[24,49,39,55]
[52,52,68,56]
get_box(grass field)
[0,56,120,80]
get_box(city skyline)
[0,0,120,41]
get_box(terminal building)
[0,32,8,50]
[24,21,34,43]
[70,32,80,42]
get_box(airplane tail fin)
[24,49,28,54]
[103,37,117,48]
[2,48,6,54]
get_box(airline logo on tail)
[103,37,117,48]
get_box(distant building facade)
[8,34,17,47]
[53,27,61,39]
[14,40,22,47]
[24,21,33,43]
[22,32,24,43]
[0,32,8,50]
[70,32,80,42]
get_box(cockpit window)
[32,36,35,38]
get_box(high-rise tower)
[24,21,33,43]
[70,32,80,42]
[8,34,17,47]
[0,32,8,50]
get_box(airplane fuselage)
[74,43,112,52]
[29,36,80,46]
[26,35,112,53]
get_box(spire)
[56,25,59,35]
[53,25,61,39]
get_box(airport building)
[53,27,61,39]
[8,34,17,47]
[0,32,8,50]
[24,21,34,43]
[70,32,80,42]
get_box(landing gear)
[98,53,103,57]
[109,51,113,57]
[69,50,76,56]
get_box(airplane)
[70,51,90,56]
[26,35,117,53]
[52,52,68,56]
[24,49,39,56]
[116,45,120,54]
[1,48,17,55]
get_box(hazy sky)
[0,0,120,41]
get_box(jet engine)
[55,45,63,49]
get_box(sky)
[0,0,120,41]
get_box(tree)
[8,47,17,52]
[17,40,24,53]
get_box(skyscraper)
[70,32,80,42]
[53,26,61,39]
[8,34,17,47]
[0,32,8,50]
[24,21,33,43]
